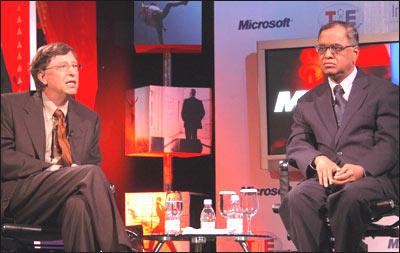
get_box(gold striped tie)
[53,109,73,167]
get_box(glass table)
[141,233,272,252]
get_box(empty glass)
[240,188,259,235]
[219,191,236,227]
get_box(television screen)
[133,1,202,53]
[257,32,399,169]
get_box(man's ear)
[353,46,360,56]
[37,71,47,85]
[352,46,360,63]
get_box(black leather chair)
[126,225,144,252]
[1,216,63,252]
[272,159,399,252]
[1,183,144,252]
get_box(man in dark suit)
[181,88,205,141]
[279,21,399,252]
[1,43,134,252]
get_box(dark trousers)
[185,127,198,140]
[7,165,133,252]
[279,176,398,252]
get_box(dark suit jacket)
[181,97,205,129]
[1,91,101,217]
[287,70,399,191]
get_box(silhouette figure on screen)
[181,88,205,141]
[139,1,188,44]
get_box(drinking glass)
[165,191,183,234]
[219,191,236,226]
[239,188,259,234]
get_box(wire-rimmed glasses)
[45,63,83,72]
[314,44,356,55]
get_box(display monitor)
[133,1,202,53]
[257,32,399,169]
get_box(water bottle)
[200,199,216,230]
[227,194,243,234]
[165,192,183,234]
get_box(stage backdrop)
[214,1,399,251]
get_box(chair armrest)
[2,223,61,241]
[370,199,399,222]
[273,159,298,214]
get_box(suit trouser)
[279,176,398,252]
[185,127,198,140]
[6,165,133,252]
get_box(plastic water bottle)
[200,199,216,230]
[165,204,181,234]
[227,194,243,234]
[165,192,183,234]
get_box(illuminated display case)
[125,86,212,156]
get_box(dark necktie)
[333,85,347,127]
[53,109,73,166]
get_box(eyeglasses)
[315,44,356,55]
[45,63,82,72]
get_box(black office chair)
[126,225,144,252]
[272,159,399,252]
[1,183,144,252]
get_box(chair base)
[1,220,63,252]
[1,236,64,252]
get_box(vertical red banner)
[1,1,30,93]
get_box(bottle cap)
[231,194,239,201]
[204,199,212,205]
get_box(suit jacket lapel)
[67,98,86,164]
[334,72,368,146]
[315,83,337,138]
[23,92,46,161]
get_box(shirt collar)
[328,67,357,101]
[42,92,69,118]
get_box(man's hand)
[46,164,62,172]
[333,163,365,185]
[314,155,341,187]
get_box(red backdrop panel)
[1,1,30,93]
[36,1,98,109]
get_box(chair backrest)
[278,160,290,202]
